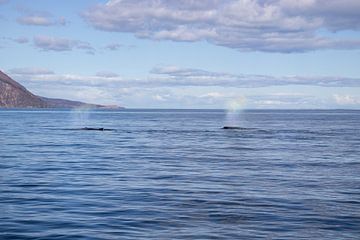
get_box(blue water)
[0,109,359,239]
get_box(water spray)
[223,96,246,129]
[70,106,92,128]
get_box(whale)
[80,127,113,131]
[222,126,245,130]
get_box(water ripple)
[0,109,359,239]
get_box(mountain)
[0,70,48,108]
[0,70,121,108]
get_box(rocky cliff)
[0,70,119,108]
[0,70,48,108]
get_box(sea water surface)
[0,109,359,239]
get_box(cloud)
[83,0,360,52]
[34,36,75,51]
[10,65,360,89]
[58,17,67,26]
[280,0,360,31]
[18,15,54,26]
[9,67,359,108]
[13,37,29,44]
[16,8,67,26]
[152,94,167,101]
[96,71,119,78]
[333,94,360,105]
[104,43,122,50]
[247,93,322,108]
[2,36,30,44]
[11,72,124,88]
[200,92,224,98]
[9,67,54,75]
[73,87,113,103]
[141,92,324,109]
[151,66,360,88]
[104,43,136,50]
[33,35,94,52]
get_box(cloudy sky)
[1,0,360,109]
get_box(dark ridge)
[40,97,104,108]
[0,70,123,109]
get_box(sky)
[0,0,360,109]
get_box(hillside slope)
[0,70,120,108]
[0,70,48,108]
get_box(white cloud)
[151,66,360,88]
[104,42,136,50]
[8,67,359,108]
[10,66,360,88]
[152,94,167,101]
[34,36,75,51]
[247,93,321,108]
[17,16,53,26]
[83,0,360,52]
[200,92,223,98]
[33,35,94,52]
[333,94,360,105]
[96,71,119,78]
[9,67,54,75]
[74,87,113,104]
[16,7,67,26]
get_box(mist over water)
[70,106,92,128]
[224,97,246,127]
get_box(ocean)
[0,109,359,239]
